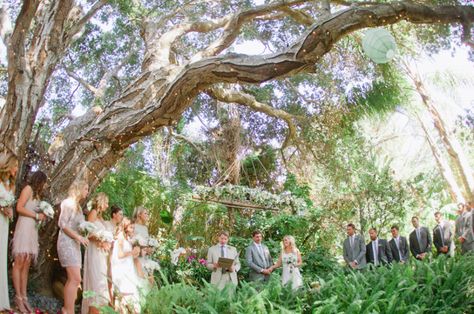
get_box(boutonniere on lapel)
[264,248,270,255]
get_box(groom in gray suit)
[343,223,366,270]
[245,230,273,282]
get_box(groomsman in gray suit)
[207,231,241,290]
[389,225,409,263]
[455,203,465,239]
[245,230,273,282]
[366,228,392,266]
[342,223,366,270]
[433,211,453,256]
[409,216,432,260]
[459,201,474,254]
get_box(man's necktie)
[373,241,378,265]
[221,245,225,257]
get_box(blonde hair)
[92,192,109,214]
[132,206,148,223]
[120,217,133,238]
[67,180,88,212]
[281,235,298,254]
[0,149,18,190]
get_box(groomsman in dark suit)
[389,225,410,263]
[342,223,366,270]
[366,228,392,266]
[433,211,453,256]
[455,203,465,240]
[409,216,432,260]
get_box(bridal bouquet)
[93,230,114,243]
[39,201,55,219]
[36,201,54,229]
[142,259,160,273]
[147,236,159,248]
[79,221,98,236]
[284,255,297,273]
[133,234,149,247]
[0,190,15,208]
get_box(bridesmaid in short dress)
[12,171,48,313]
[0,150,18,313]
[57,180,89,314]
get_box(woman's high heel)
[22,297,34,313]
[14,296,27,313]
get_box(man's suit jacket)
[389,236,410,263]
[461,211,474,253]
[455,214,464,238]
[409,227,432,259]
[245,242,273,282]
[366,238,392,265]
[343,234,366,269]
[433,220,453,254]
[206,244,240,289]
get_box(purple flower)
[187,255,197,263]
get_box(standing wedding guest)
[459,201,474,254]
[57,180,89,314]
[12,171,47,313]
[246,230,273,282]
[455,203,465,240]
[111,218,141,313]
[389,225,410,263]
[433,211,453,257]
[104,205,124,236]
[206,231,240,290]
[82,193,112,314]
[270,235,303,290]
[0,150,18,312]
[409,216,432,260]
[365,228,392,266]
[342,223,366,270]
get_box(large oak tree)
[0,0,473,291]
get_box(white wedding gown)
[111,233,141,312]
[281,252,303,290]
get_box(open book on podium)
[217,257,234,270]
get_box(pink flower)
[199,258,207,265]
[187,255,196,263]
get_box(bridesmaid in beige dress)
[12,171,48,313]
[57,180,89,314]
[82,192,112,314]
[0,150,18,313]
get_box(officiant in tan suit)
[206,231,240,290]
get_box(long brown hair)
[29,171,48,200]
[0,149,18,191]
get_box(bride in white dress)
[271,235,303,290]
[111,217,141,313]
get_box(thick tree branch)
[67,0,108,42]
[205,86,299,149]
[144,0,311,69]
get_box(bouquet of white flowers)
[171,247,186,265]
[284,254,297,273]
[133,234,148,247]
[93,230,114,243]
[0,190,15,208]
[142,259,160,273]
[39,201,55,219]
[79,221,98,236]
[147,236,159,248]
